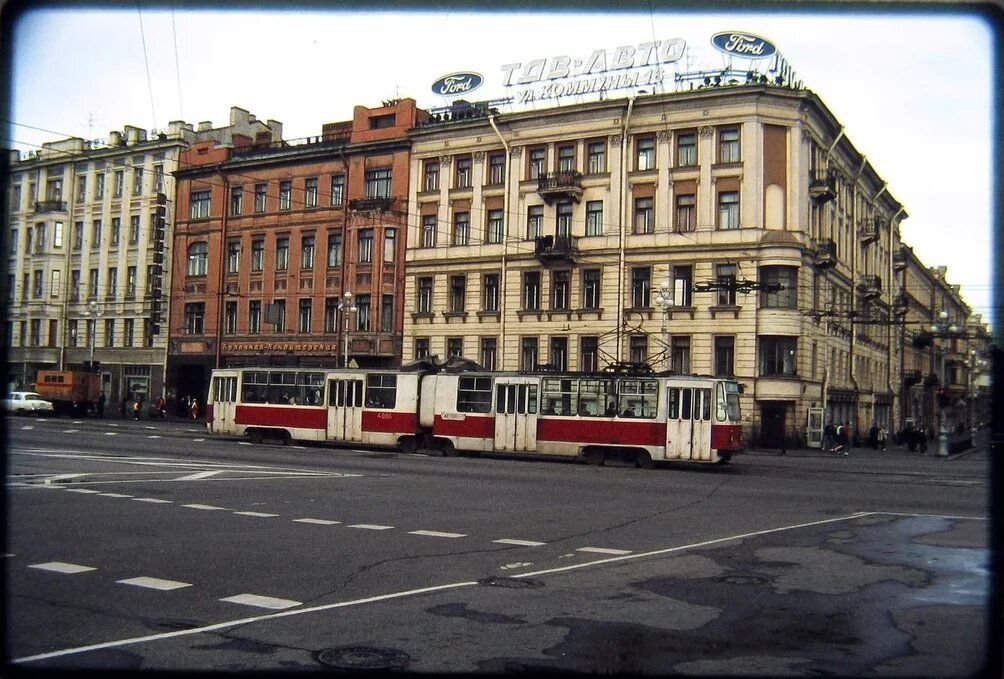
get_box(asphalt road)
[4,415,997,674]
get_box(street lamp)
[654,280,673,371]
[85,300,100,371]
[339,291,356,369]
[930,310,959,457]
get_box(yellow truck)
[33,370,101,416]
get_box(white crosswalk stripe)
[220,593,301,610]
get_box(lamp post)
[930,310,959,457]
[654,280,673,371]
[85,300,100,372]
[339,291,356,369]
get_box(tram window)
[681,388,692,420]
[295,371,324,405]
[527,385,538,414]
[241,371,269,403]
[329,380,343,407]
[458,377,492,413]
[699,388,712,421]
[541,377,576,415]
[365,374,397,409]
[668,388,680,419]
[617,379,657,418]
[266,371,297,404]
[577,378,613,417]
[724,381,742,421]
[716,383,728,422]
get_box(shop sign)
[431,72,484,96]
[222,341,334,354]
[711,31,777,59]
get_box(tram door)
[210,373,238,434]
[666,386,713,461]
[327,378,364,442]
[494,379,538,452]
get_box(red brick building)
[167,99,424,403]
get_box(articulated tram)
[206,366,744,467]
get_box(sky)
[4,4,998,331]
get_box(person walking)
[96,392,106,418]
[823,422,836,453]
[155,395,167,418]
[843,421,854,456]
[190,397,199,420]
[877,425,887,451]
[132,397,142,420]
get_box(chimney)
[198,121,213,132]
[109,131,123,146]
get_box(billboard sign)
[431,72,484,97]
[711,32,777,59]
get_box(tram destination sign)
[501,38,686,103]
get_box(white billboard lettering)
[658,38,686,63]
[517,59,546,84]
[547,56,571,80]
[611,46,636,70]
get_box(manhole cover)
[316,646,410,670]
[713,574,769,586]
[477,576,544,589]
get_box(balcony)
[858,274,882,299]
[893,246,908,272]
[893,293,908,316]
[348,196,393,213]
[812,239,837,269]
[535,235,578,263]
[859,217,880,245]
[34,200,67,213]
[808,169,836,204]
[902,369,922,387]
[536,171,583,204]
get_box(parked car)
[3,391,56,416]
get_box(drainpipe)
[58,162,79,371]
[617,96,636,363]
[888,206,905,424]
[214,170,230,370]
[847,158,869,433]
[488,114,510,367]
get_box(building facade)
[167,99,422,404]
[402,87,915,446]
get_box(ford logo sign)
[711,32,777,59]
[432,72,484,96]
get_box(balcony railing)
[809,169,836,204]
[34,200,67,213]
[535,235,579,263]
[893,246,908,271]
[348,196,393,213]
[536,171,583,204]
[858,274,882,299]
[859,217,880,244]
[812,239,837,268]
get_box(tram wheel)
[636,451,656,469]
[583,449,604,466]
[249,429,263,445]
[441,441,458,457]
[397,437,418,454]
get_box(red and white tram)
[206,367,744,467]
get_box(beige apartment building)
[402,86,911,446]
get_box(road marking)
[104,432,117,436]
[21,426,34,430]
[117,577,192,591]
[147,435,162,439]
[99,493,133,498]
[348,524,394,531]
[238,442,252,446]
[576,547,633,555]
[182,504,228,511]
[220,594,302,610]
[133,498,172,504]
[64,488,102,494]
[72,421,83,424]
[234,511,279,518]
[62,429,79,433]
[293,518,341,525]
[408,530,466,539]
[145,426,156,430]
[43,474,88,484]
[193,438,205,442]
[493,539,547,547]
[28,562,97,574]
[174,471,223,481]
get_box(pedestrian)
[877,425,887,451]
[843,421,853,456]
[190,397,199,420]
[823,422,835,453]
[869,423,879,449]
[132,397,142,420]
[832,422,844,454]
[156,395,167,418]
[96,392,106,418]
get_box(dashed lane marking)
[98,493,133,498]
[494,539,547,547]
[220,593,302,610]
[28,562,97,574]
[103,432,117,436]
[117,577,193,591]
[147,435,162,439]
[174,471,223,481]
[21,426,34,430]
[182,504,229,511]
[132,498,172,504]
[62,429,79,433]
[233,511,279,518]
[348,524,394,531]
[64,489,102,494]
[293,518,341,525]
[576,547,634,555]
[408,530,467,539]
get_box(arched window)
[187,242,208,276]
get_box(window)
[76,175,86,202]
[225,302,238,334]
[760,336,797,376]
[114,170,124,198]
[248,300,261,334]
[132,167,143,195]
[582,269,601,309]
[557,145,575,172]
[95,173,105,199]
[760,266,798,308]
[719,127,740,163]
[486,210,504,244]
[154,164,164,193]
[716,264,737,306]
[718,190,740,229]
[556,201,573,238]
[73,222,83,249]
[276,236,289,271]
[526,206,543,240]
[324,298,338,332]
[677,132,697,167]
[448,337,464,358]
[270,300,286,333]
[522,271,541,310]
[383,228,396,263]
[355,294,371,331]
[227,240,241,274]
[68,319,78,347]
[129,215,140,244]
[551,270,570,310]
[91,219,102,247]
[88,269,98,299]
[106,267,117,298]
[417,276,433,313]
[488,152,506,185]
[585,201,603,236]
[49,270,60,298]
[521,337,539,371]
[381,294,394,332]
[452,212,470,246]
[358,229,373,264]
[104,319,115,347]
[629,335,648,365]
[301,235,315,269]
[252,238,265,271]
[457,376,492,413]
[714,336,735,377]
[630,267,651,308]
[482,273,500,312]
[305,177,318,208]
[32,270,43,298]
[581,336,599,372]
[414,338,430,360]
[187,242,209,276]
[327,233,342,267]
[110,218,120,245]
[587,140,606,173]
[365,168,392,198]
[330,174,345,206]
[190,190,211,219]
[146,265,159,295]
[184,303,205,334]
[636,136,656,171]
[528,147,546,179]
[634,197,654,234]
[124,318,135,347]
[126,266,137,297]
[279,180,292,210]
[673,265,693,306]
[254,183,267,212]
[421,215,437,248]
[53,221,63,248]
[480,338,498,370]
[550,337,569,371]
[423,160,440,192]
[230,186,243,215]
[298,299,312,333]
[455,156,472,189]
[671,336,691,373]
[449,275,466,313]
[675,193,696,232]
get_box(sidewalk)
[746,440,986,461]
